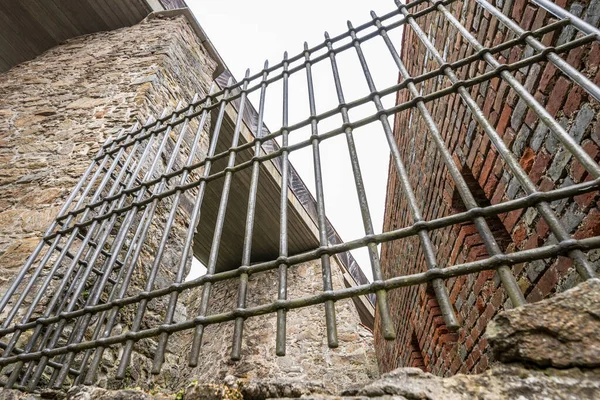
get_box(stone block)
[487,278,600,368]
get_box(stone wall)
[0,14,216,389]
[183,258,378,394]
[377,0,600,376]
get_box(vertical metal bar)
[475,0,600,102]
[221,65,263,362]
[0,125,132,316]
[409,0,600,279]
[371,8,524,311]
[394,0,527,306]
[304,43,339,348]
[188,77,236,367]
[217,70,254,361]
[346,20,458,333]
[81,91,214,383]
[0,126,135,330]
[274,51,290,357]
[2,119,155,389]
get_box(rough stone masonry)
[0,14,376,393]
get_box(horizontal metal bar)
[2,176,598,339]
[1,232,599,367]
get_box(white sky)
[186,0,404,281]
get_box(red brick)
[536,218,550,239]
[524,233,542,250]
[492,155,505,178]
[520,6,537,30]
[497,105,513,136]
[538,63,557,94]
[553,256,573,278]
[563,85,584,118]
[527,286,544,303]
[524,91,546,127]
[574,208,600,240]
[529,150,552,184]
[588,42,600,67]
[503,127,516,149]
[472,154,485,179]
[574,176,599,209]
[512,0,528,22]
[535,267,559,298]
[519,147,536,173]
[546,77,570,116]
[531,8,548,31]
[512,222,528,245]
[503,208,524,232]
[566,45,585,70]
[491,179,507,205]
[483,172,499,199]
[494,81,510,111]
[571,140,600,183]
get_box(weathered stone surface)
[182,260,379,394]
[66,386,171,400]
[350,365,600,400]
[0,14,216,391]
[10,364,598,400]
[487,278,600,368]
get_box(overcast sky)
[186,0,404,281]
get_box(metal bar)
[304,42,339,348]
[0,124,132,316]
[396,0,530,306]
[530,0,600,38]
[348,19,460,332]
[149,86,217,375]
[15,111,172,390]
[97,0,447,153]
[1,232,598,369]
[187,77,236,367]
[1,0,599,388]
[1,120,152,388]
[274,51,290,357]
[0,174,595,347]
[55,95,205,387]
[219,69,253,361]
[88,99,197,379]
[38,23,581,238]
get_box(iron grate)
[1,0,599,391]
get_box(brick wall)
[376,0,600,376]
